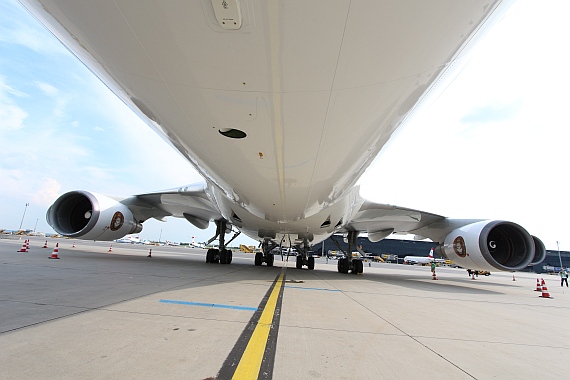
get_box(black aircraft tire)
[255,252,262,266]
[339,258,350,274]
[206,248,215,263]
[307,256,315,270]
[296,255,303,269]
[354,259,363,274]
[267,253,274,267]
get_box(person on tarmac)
[560,269,569,287]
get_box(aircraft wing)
[46,182,223,241]
[342,197,546,271]
[343,199,450,242]
[133,183,223,230]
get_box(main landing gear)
[255,239,275,267]
[335,231,363,275]
[295,240,315,270]
[205,220,240,265]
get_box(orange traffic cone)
[42,240,48,248]
[49,243,60,259]
[534,278,542,292]
[17,242,27,252]
[108,245,113,252]
[539,282,552,298]
[147,249,152,258]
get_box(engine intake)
[47,191,142,240]
[438,220,536,271]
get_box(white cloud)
[32,178,62,206]
[0,1,68,56]
[0,76,28,131]
[35,81,58,97]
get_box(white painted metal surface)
[21,0,511,243]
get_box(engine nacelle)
[46,191,142,241]
[438,220,535,272]
[529,236,546,266]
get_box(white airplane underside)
[26,0,545,273]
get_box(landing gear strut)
[205,220,239,265]
[335,231,363,275]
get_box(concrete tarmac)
[1,236,569,379]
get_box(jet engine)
[529,236,546,266]
[437,220,538,271]
[46,191,142,240]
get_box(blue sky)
[1,1,569,250]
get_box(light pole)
[18,203,29,231]
[34,218,39,232]
[557,241,563,269]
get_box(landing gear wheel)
[307,256,315,270]
[206,248,215,263]
[337,258,349,274]
[220,249,229,264]
[212,249,220,263]
[255,252,262,266]
[227,250,233,264]
[296,255,303,269]
[266,253,274,267]
[353,259,363,274]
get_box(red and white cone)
[471,272,476,280]
[17,242,28,252]
[42,240,48,248]
[432,271,437,280]
[26,239,30,250]
[49,243,60,259]
[539,282,552,298]
[108,245,113,252]
[512,274,516,281]
[147,249,152,258]
[534,278,542,292]
[72,242,76,248]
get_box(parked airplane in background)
[23,0,546,275]
[115,235,151,245]
[404,248,445,265]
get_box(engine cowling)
[46,191,142,241]
[529,236,546,266]
[438,220,536,271]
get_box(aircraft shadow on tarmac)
[52,247,510,296]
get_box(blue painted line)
[284,286,340,292]
[159,299,257,311]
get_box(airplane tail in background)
[428,248,434,259]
